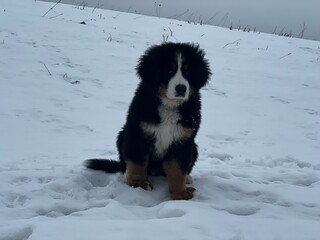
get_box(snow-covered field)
[1,0,320,239]
[41,0,320,41]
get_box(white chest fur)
[140,105,193,158]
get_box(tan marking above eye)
[182,63,189,70]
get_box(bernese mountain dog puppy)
[85,42,211,200]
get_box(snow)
[41,0,320,41]
[0,0,320,239]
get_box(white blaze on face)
[166,53,190,100]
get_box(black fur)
[86,42,211,179]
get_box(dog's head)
[136,42,211,106]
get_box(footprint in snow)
[1,226,33,240]
[224,205,260,216]
[157,205,186,218]
[269,96,290,104]
[2,193,29,208]
[303,108,320,116]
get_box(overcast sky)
[42,0,320,41]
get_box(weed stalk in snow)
[279,53,292,59]
[42,0,62,17]
[43,64,52,76]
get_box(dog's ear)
[178,43,211,90]
[195,55,211,90]
[136,45,163,83]
[191,44,212,90]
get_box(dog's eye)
[168,69,176,75]
[182,63,190,76]
[167,63,177,75]
[166,69,175,77]
[183,68,191,77]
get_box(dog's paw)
[127,179,154,191]
[171,187,196,200]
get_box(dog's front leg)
[125,160,153,190]
[163,160,196,200]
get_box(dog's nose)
[175,84,187,97]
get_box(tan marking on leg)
[186,175,193,184]
[125,159,153,190]
[163,160,196,200]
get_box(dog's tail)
[84,159,121,173]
